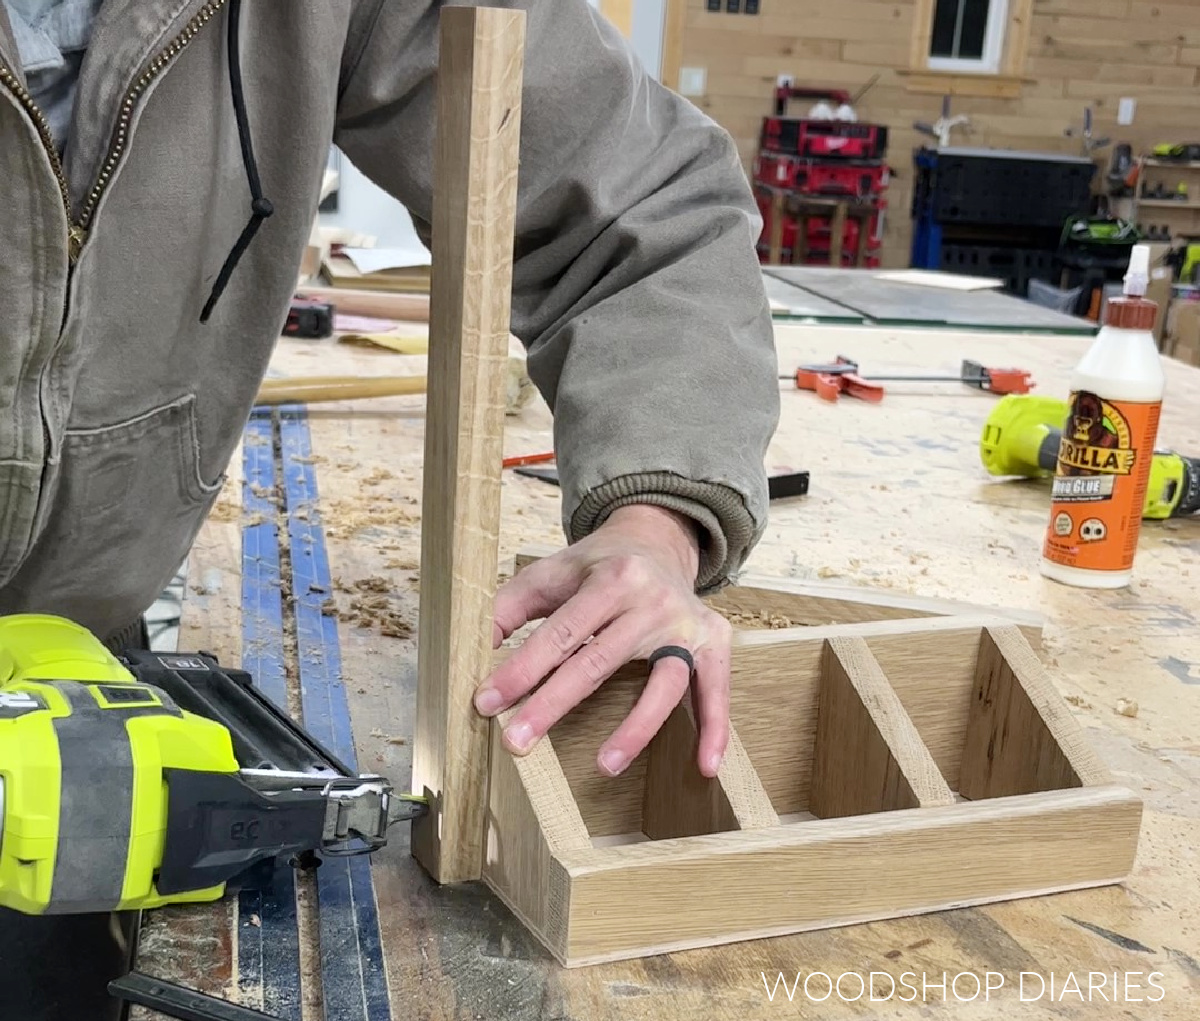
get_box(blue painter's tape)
[239,410,303,1021]
[279,407,392,1021]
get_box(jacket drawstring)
[200,0,273,322]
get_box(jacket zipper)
[0,0,227,264]
[0,64,84,258]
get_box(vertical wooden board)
[959,626,1112,801]
[661,0,686,90]
[809,637,954,819]
[412,5,526,884]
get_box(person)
[0,0,779,784]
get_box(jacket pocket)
[0,395,227,638]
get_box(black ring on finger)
[648,645,694,675]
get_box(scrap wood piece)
[411,4,527,885]
[338,331,431,354]
[296,284,431,323]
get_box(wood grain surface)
[810,636,955,818]
[411,5,526,885]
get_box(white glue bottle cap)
[1124,243,1151,297]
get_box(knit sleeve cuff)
[567,472,759,594]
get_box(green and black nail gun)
[0,614,426,917]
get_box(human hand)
[473,504,733,777]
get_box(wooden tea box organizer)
[478,556,1142,966]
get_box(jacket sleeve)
[334,0,780,591]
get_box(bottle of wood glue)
[1040,244,1165,588]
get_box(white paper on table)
[342,244,432,274]
[876,270,1003,291]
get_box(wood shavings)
[721,609,801,629]
[321,496,419,539]
[207,499,240,523]
[385,557,420,571]
[378,615,412,639]
[1066,695,1093,710]
[1115,698,1140,718]
[816,567,840,578]
[363,467,396,485]
[321,578,413,638]
[353,576,391,593]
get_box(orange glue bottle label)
[1042,390,1161,572]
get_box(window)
[905,0,1030,97]
[927,0,1009,74]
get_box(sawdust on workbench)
[320,495,419,540]
[362,467,396,485]
[321,576,412,638]
[208,499,240,524]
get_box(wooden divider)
[642,701,778,840]
[959,626,1112,800]
[810,638,954,818]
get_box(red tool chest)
[753,154,889,198]
[754,84,890,268]
[759,118,889,161]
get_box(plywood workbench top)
[152,322,1200,1020]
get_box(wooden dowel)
[255,375,427,405]
[295,285,431,323]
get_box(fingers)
[491,558,577,647]
[475,576,621,717]
[691,618,732,776]
[498,614,643,756]
[595,652,692,777]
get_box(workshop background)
[670,0,1200,264]
[325,0,1200,367]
